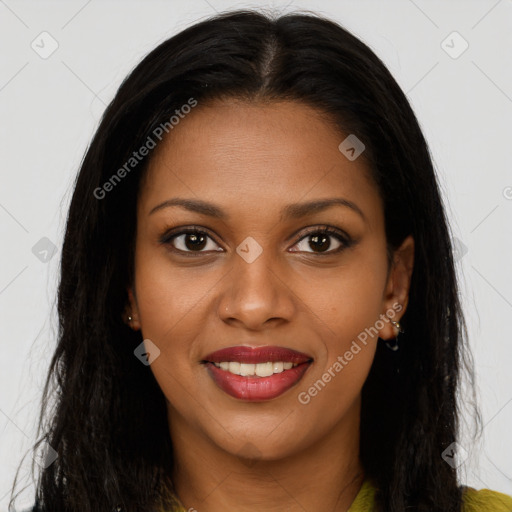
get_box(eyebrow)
[149,197,367,223]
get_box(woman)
[10,8,512,512]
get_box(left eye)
[291,229,347,254]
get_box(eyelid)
[291,224,351,243]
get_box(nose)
[218,247,296,330]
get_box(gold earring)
[391,320,403,334]
[385,320,403,351]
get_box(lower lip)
[205,362,312,401]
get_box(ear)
[123,287,141,331]
[378,235,414,340]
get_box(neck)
[168,399,365,512]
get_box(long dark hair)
[9,8,480,512]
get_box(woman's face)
[128,99,414,461]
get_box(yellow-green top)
[163,477,512,511]
[346,478,512,511]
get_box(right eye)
[161,228,223,255]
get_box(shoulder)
[461,485,512,511]
[349,479,512,512]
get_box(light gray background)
[1,0,511,509]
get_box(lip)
[203,345,312,364]
[202,345,313,401]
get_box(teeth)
[212,361,300,377]
[255,362,274,377]
[228,361,241,375]
[272,362,284,374]
[240,363,255,376]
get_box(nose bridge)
[219,236,295,327]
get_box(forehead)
[139,99,382,222]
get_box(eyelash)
[159,225,354,257]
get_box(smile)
[202,345,313,401]
[211,360,299,377]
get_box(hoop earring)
[385,320,404,351]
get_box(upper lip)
[202,346,313,365]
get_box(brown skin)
[126,99,414,512]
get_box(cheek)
[131,247,213,413]
[292,246,387,404]
[133,243,218,342]
[295,249,388,346]
[293,262,385,419]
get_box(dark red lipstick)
[202,345,313,401]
